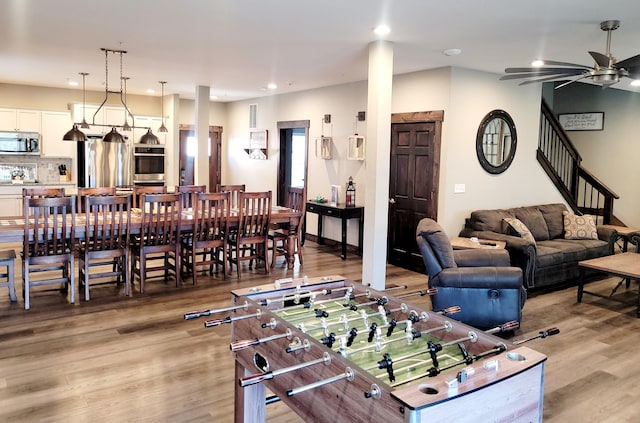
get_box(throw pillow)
[563,211,598,240]
[503,217,536,245]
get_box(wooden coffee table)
[577,252,640,317]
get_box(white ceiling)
[2,0,640,102]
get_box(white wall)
[551,84,640,228]
[222,66,566,240]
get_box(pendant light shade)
[63,123,88,142]
[140,128,160,145]
[103,127,125,143]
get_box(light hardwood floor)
[0,241,639,422]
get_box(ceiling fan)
[501,20,640,89]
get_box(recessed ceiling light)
[68,81,78,87]
[210,95,218,100]
[631,79,640,87]
[373,25,390,36]
[531,59,544,67]
[267,83,277,90]
[442,48,462,56]
[146,89,155,94]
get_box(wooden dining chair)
[0,249,17,303]
[79,195,131,301]
[177,185,206,209]
[133,185,168,208]
[76,187,117,213]
[22,196,76,310]
[23,187,65,198]
[228,191,271,280]
[270,187,306,268]
[130,193,181,293]
[181,192,230,283]
[216,184,245,209]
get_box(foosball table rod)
[204,309,262,328]
[240,352,332,387]
[259,285,354,307]
[183,301,249,320]
[484,320,520,335]
[230,328,294,352]
[513,327,560,345]
[395,287,438,299]
[286,367,355,397]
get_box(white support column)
[363,40,393,290]
[194,85,210,189]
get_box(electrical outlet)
[454,183,466,193]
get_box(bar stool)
[0,249,17,302]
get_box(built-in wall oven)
[133,144,165,186]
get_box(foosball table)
[185,275,549,423]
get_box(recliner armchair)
[416,218,526,330]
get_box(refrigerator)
[77,134,131,188]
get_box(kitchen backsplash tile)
[0,156,72,183]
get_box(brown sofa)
[459,203,617,290]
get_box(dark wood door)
[208,127,222,191]
[388,111,443,272]
[276,120,310,206]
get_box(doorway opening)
[178,124,222,190]
[277,120,310,206]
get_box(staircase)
[537,100,619,224]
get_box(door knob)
[389,198,396,204]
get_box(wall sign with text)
[558,112,604,131]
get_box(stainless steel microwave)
[0,131,40,155]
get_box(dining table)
[0,205,303,269]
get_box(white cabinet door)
[0,108,41,132]
[41,111,74,158]
[17,110,41,132]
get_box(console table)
[306,202,364,260]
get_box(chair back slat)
[285,187,306,233]
[238,191,271,241]
[77,187,117,213]
[85,195,131,252]
[217,184,245,209]
[193,192,229,245]
[140,194,181,247]
[133,186,168,208]
[177,185,206,209]
[24,196,75,258]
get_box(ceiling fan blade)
[517,73,585,85]
[535,59,592,69]
[500,70,585,81]
[554,75,590,90]
[616,54,640,70]
[504,67,588,74]
[589,51,610,67]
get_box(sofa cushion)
[534,242,565,268]
[468,209,515,233]
[503,217,536,244]
[563,211,598,240]
[538,240,588,263]
[512,207,550,241]
[538,204,567,239]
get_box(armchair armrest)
[437,267,523,290]
[597,225,618,254]
[453,249,511,267]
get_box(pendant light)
[121,76,132,132]
[139,128,159,144]
[103,126,125,143]
[158,81,168,133]
[79,72,90,129]
[63,72,89,141]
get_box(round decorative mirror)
[476,109,517,174]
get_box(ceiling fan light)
[63,123,87,142]
[103,127,125,143]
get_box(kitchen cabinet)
[133,115,166,144]
[0,192,22,216]
[41,111,74,158]
[0,108,41,132]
